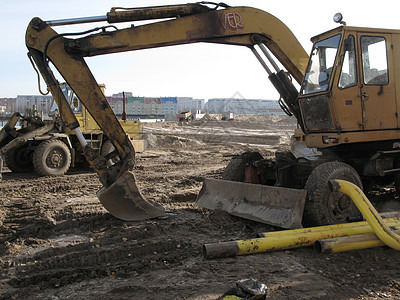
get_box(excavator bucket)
[97,170,165,221]
[196,178,307,229]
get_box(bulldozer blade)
[196,178,307,229]
[97,170,165,221]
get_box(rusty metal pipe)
[329,179,400,251]
[316,228,400,254]
[203,180,400,259]
[257,213,400,238]
[202,218,400,259]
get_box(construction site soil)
[1,115,400,299]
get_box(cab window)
[301,34,341,95]
[338,35,357,89]
[361,36,388,85]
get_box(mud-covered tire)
[304,161,362,226]
[33,139,71,176]
[222,158,245,182]
[4,144,34,173]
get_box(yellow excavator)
[0,83,144,178]
[25,3,400,227]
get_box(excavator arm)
[25,2,309,221]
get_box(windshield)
[50,84,82,113]
[301,34,341,95]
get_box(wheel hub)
[329,192,353,220]
[47,149,63,168]
[338,194,351,210]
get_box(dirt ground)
[1,115,400,299]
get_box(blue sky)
[1,0,398,99]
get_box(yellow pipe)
[203,180,400,259]
[316,229,400,253]
[257,216,400,238]
[203,220,400,259]
[328,179,400,251]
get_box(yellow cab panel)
[298,26,400,148]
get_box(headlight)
[333,13,343,24]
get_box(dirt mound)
[145,133,204,148]
[199,113,222,120]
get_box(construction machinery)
[177,111,193,122]
[0,84,144,177]
[23,3,400,225]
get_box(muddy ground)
[1,115,400,299]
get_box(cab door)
[331,34,363,131]
[357,33,397,130]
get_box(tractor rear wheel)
[33,139,71,176]
[304,161,362,226]
[4,144,34,173]
[222,158,245,182]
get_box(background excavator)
[0,83,144,178]
[25,3,400,228]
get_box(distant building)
[207,98,282,115]
[106,95,177,117]
[16,95,53,114]
[112,92,133,98]
[0,98,16,113]
[161,97,178,115]
[177,97,205,112]
[127,96,145,115]
[106,96,123,115]
[144,97,162,115]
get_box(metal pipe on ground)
[329,180,400,251]
[315,229,400,254]
[203,180,400,259]
[257,214,400,238]
[203,219,400,259]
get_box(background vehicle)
[177,111,193,122]
[0,84,144,177]
[23,3,400,226]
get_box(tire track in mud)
[4,119,399,299]
[0,118,303,299]
[0,148,231,299]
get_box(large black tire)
[222,158,245,182]
[4,144,34,173]
[303,161,362,226]
[33,139,71,176]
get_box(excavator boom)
[25,3,309,223]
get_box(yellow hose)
[329,179,400,251]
